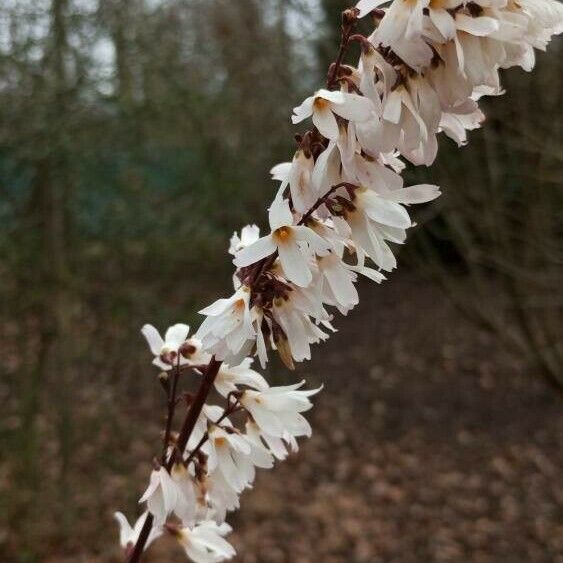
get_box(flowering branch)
[115,1,563,561]
[129,357,223,562]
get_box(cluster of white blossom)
[116,1,562,560]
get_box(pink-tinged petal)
[164,323,190,349]
[430,8,457,40]
[141,324,163,355]
[268,197,293,230]
[278,240,312,287]
[454,35,466,74]
[382,90,403,123]
[233,235,277,267]
[331,93,373,122]
[391,36,434,71]
[311,142,340,197]
[455,14,499,36]
[356,0,387,18]
[405,0,426,40]
[312,104,340,140]
[384,184,441,204]
[289,151,315,214]
[291,95,315,124]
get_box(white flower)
[352,154,405,194]
[243,419,276,465]
[214,357,269,397]
[240,381,321,439]
[427,0,464,41]
[233,198,330,287]
[398,76,442,165]
[270,150,317,214]
[270,288,331,367]
[292,89,373,140]
[139,467,178,525]
[518,0,563,48]
[175,521,236,563]
[196,286,255,362]
[245,419,298,462]
[138,464,197,526]
[114,511,162,555]
[205,469,241,523]
[427,41,473,108]
[170,463,198,527]
[348,247,387,284]
[372,0,429,44]
[311,141,342,198]
[317,252,359,312]
[203,423,272,493]
[440,106,485,146]
[141,323,191,370]
[344,186,412,271]
[187,405,231,453]
[204,425,253,492]
[382,84,429,154]
[229,225,260,256]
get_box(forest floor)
[5,275,563,562]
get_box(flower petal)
[233,236,277,268]
[164,323,190,349]
[141,324,164,356]
[268,197,293,230]
[278,239,312,287]
[356,0,387,18]
[455,14,499,37]
[291,95,315,124]
[312,105,340,140]
[331,93,374,122]
[430,7,457,40]
[383,184,441,204]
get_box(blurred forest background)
[0,1,561,561]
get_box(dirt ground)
[8,275,563,562]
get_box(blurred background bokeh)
[0,1,561,561]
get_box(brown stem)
[327,10,357,89]
[161,358,181,464]
[168,357,222,471]
[127,357,223,562]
